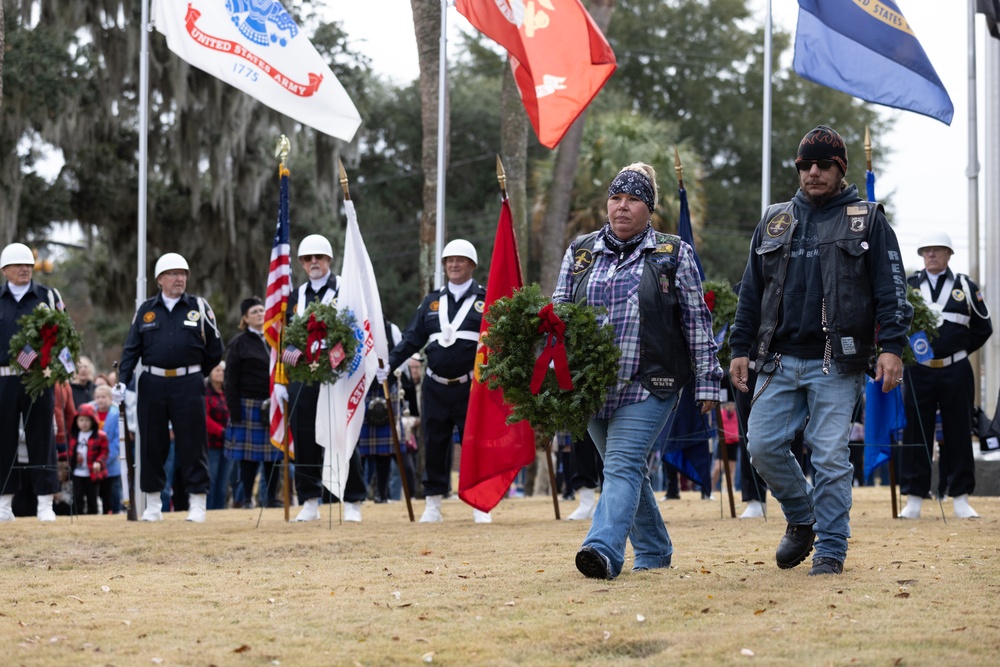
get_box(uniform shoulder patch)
[429,300,440,312]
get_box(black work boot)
[808,557,844,576]
[775,523,815,569]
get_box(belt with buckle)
[147,364,201,378]
[0,366,17,377]
[922,350,968,369]
[426,368,473,386]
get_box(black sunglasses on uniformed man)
[796,159,836,172]
[300,254,326,262]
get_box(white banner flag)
[154,0,362,142]
[317,200,387,499]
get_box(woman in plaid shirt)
[553,162,722,579]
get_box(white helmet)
[1,243,34,269]
[916,231,954,255]
[154,252,190,277]
[442,239,478,266]
[298,234,333,259]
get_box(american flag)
[265,162,293,456]
[16,344,38,370]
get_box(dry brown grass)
[2,487,998,667]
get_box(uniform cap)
[298,234,333,259]
[441,239,478,266]
[916,231,954,255]
[154,253,190,277]
[1,243,34,269]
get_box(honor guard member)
[900,232,992,520]
[385,239,491,523]
[0,243,65,522]
[114,253,223,523]
[272,234,367,523]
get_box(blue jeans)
[207,449,230,510]
[747,355,863,563]
[584,394,677,577]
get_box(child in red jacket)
[70,404,109,515]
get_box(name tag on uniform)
[140,322,159,331]
[183,320,198,327]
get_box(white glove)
[376,366,389,384]
[272,383,289,406]
[112,382,127,404]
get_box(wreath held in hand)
[479,284,620,442]
[282,301,359,385]
[8,305,83,401]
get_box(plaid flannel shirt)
[554,224,721,418]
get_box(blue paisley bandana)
[607,169,655,211]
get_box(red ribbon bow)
[40,323,58,369]
[530,303,574,394]
[704,290,716,313]
[305,313,327,363]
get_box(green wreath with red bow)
[7,304,83,401]
[282,301,359,386]
[479,283,620,442]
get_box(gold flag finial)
[338,158,351,201]
[496,155,507,200]
[275,135,290,162]
[864,125,873,173]
[673,146,685,190]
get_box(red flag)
[459,199,535,512]
[456,0,616,148]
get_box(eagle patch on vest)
[572,248,594,275]
[953,289,966,302]
[766,212,792,237]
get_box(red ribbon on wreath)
[305,313,327,363]
[530,303,574,394]
[703,290,716,312]
[39,323,58,369]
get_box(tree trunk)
[411,0,446,296]
[538,0,615,296]
[0,0,5,114]
[500,60,530,277]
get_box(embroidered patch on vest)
[572,248,594,275]
[849,216,867,233]
[953,289,966,302]
[143,312,156,323]
[654,242,674,254]
[429,300,440,312]
[766,212,792,237]
[846,205,868,216]
[474,300,485,313]
[187,310,200,321]
[840,337,857,355]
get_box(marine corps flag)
[456,0,616,148]
[459,199,535,513]
[153,0,362,141]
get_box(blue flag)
[909,331,933,364]
[677,186,705,281]
[794,0,953,125]
[657,387,713,492]
[863,377,906,480]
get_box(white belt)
[428,330,480,347]
[939,312,972,326]
[920,350,968,369]
[147,364,201,378]
[426,368,474,386]
[0,366,17,377]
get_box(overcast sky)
[324,1,992,276]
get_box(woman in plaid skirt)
[224,297,282,508]
[358,319,403,503]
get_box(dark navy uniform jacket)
[119,292,223,385]
[388,283,486,378]
[0,281,64,365]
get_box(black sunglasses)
[300,254,327,262]
[796,159,836,172]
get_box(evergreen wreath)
[479,283,620,442]
[702,279,738,369]
[282,301,359,385]
[8,305,83,401]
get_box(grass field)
[1,487,997,666]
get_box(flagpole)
[277,136,292,523]
[865,128,900,520]
[433,0,449,289]
[339,160,415,522]
[968,0,982,287]
[760,0,773,215]
[133,0,151,521]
